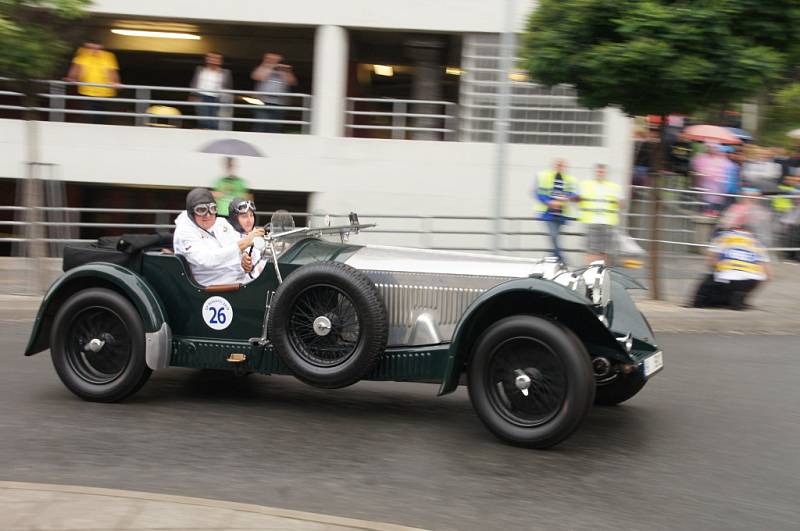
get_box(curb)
[0,481,427,531]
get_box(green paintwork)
[26,238,657,394]
[25,263,167,356]
[169,336,451,383]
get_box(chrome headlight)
[582,261,610,307]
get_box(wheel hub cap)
[514,369,532,396]
[83,338,106,353]
[313,316,332,336]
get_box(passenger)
[227,197,267,283]
[173,188,264,286]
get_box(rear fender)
[438,277,627,396]
[24,263,170,369]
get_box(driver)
[173,188,264,286]
[227,197,267,283]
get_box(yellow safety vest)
[579,179,621,225]
[535,170,578,217]
[773,184,795,214]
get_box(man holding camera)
[251,53,298,133]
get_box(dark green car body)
[25,237,660,397]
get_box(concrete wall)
[90,0,537,33]
[1,111,631,215]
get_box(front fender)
[438,277,622,396]
[24,263,168,362]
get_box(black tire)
[594,372,646,406]
[467,315,595,449]
[268,261,388,388]
[50,288,151,402]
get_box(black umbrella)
[198,138,265,157]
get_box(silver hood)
[343,245,560,278]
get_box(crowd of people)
[64,40,297,131]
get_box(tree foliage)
[0,0,91,82]
[521,0,800,116]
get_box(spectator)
[173,188,263,287]
[632,128,654,186]
[741,146,782,192]
[579,163,624,264]
[691,224,771,310]
[775,174,800,261]
[534,158,578,264]
[190,52,233,130]
[721,145,742,208]
[691,143,734,216]
[719,186,772,247]
[212,157,252,214]
[251,53,298,133]
[64,41,120,124]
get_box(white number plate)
[643,351,664,378]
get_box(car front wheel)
[468,315,594,449]
[50,288,151,402]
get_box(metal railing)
[0,78,312,133]
[2,190,798,254]
[345,97,458,140]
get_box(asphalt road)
[1,320,798,531]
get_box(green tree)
[521,0,799,298]
[0,0,90,269]
[761,82,800,148]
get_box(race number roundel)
[202,296,233,331]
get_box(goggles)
[233,200,256,214]
[192,203,218,216]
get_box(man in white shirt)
[173,188,264,286]
[190,52,233,130]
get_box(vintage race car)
[25,215,663,449]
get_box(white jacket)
[240,234,267,284]
[173,212,244,286]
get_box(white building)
[0,0,632,252]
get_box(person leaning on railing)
[251,52,298,133]
[189,52,232,130]
[534,158,579,265]
[64,40,120,125]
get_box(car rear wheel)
[594,372,646,406]
[50,288,151,402]
[268,261,388,388]
[468,315,594,449]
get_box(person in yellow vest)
[534,159,579,264]
[579,163,624,264]
[64,41,120,124]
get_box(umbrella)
[683,124,743,145]
[786,128,800,140]
[198,138,265,157]
[726,127,753,142]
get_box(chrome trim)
[145,322,171,370]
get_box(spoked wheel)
[64,307,132,385]
[468,315,594,449]
[485,337,568,428]
[269,261,388,388]
[287,284,362,367]
[51,288,151,402]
